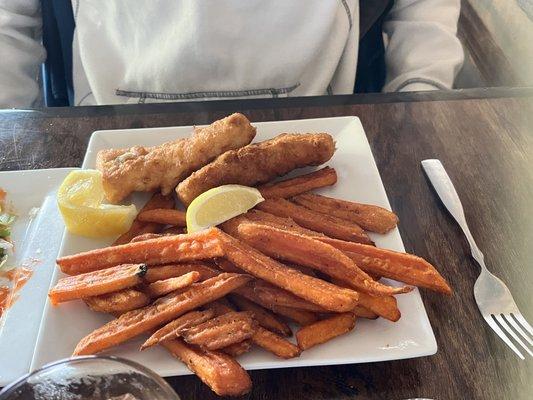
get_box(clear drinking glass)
[0,356,180,400]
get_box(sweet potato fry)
[213,258,242,273]
[296,313,355,350]
[252,326,301,359]
[329,277,400,321]
[73,273,251,355]
[141,310,215,350]
[58,228,224,275]
[225,209,325,238]
[146,271,200,297]
[229,294,292,336]
[318,237,451,294]
[181,311,256,350]
[207,298,236,316]
[144,263,219,283]
[85,289,151,314]
[244,280,327,312]
[162,339,252,397]
[214,259,324,312]
[296,313,356,350]
[137,208,186,227]
[234,222,412,296]
[206,299,301,359]
[49,264,147,305]
[257,167,337,199]
[221,339,252,357]
[219,231,358,313]
[161,226,186,235]
[268,305,319,326]
[292,193,398,234]
[352,305,379,319]
[130,233,163,243]
[113,193,174,245]
[257,198,373,244]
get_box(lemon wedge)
[57,170,137,238]
[186,185,264,233]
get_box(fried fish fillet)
[176,133,335,205]
[96,113,256,203]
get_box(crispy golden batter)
[96,113,256,203]
[177,133,335,205]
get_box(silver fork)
[422,159,532,359]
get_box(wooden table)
[1,88,532,399]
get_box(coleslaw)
[0,189,15,270]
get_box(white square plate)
[0,168,77,386]
[31,117,437,376]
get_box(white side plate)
[31,117,437,376]
[0,168,77,386]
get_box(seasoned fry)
[113,193,174,245]
[220,232,358,312]
[244,280,327,312]
[130,233,163,243]
[225,209,324,238]
[141,310,215,350]
[144,263,219,283]
[329,277,400,321]
[181,311,256,350]
[268,305,319,326]
[161,226,186,235]
[229,294,292,336]
[257,167,337,199]
[357,292,400,321]
[205,299,301,359]
[235,222,412,296]
[257,198,373,244]
[146,271,200,298]
[296,313,356,350]
[318,237,452,294]
[49,264,147,305]
[162,339,252,396]
[213,258,242,273]
[207,298,236,316]
[137,209,186,227]
[352,305,379,319]
[221,339,252,357]
[292,193,398,233]
[252,326,301,359]
[73,273,251,355]
[85,289,151,314]
[58,228,224,275]
[177,133,335,205]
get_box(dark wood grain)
[1,89,532,399]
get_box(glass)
[0,356,180,400]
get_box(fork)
[422,159,532,359]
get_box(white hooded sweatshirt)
[0,0,463,107]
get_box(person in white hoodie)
[0,0,463,108]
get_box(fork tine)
[495,315,533,357]
[483,314,524,359]
[514,313,533,336]
[506,314,533,347]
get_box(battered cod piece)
[96,113,256,203]
[177,133,335,205]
